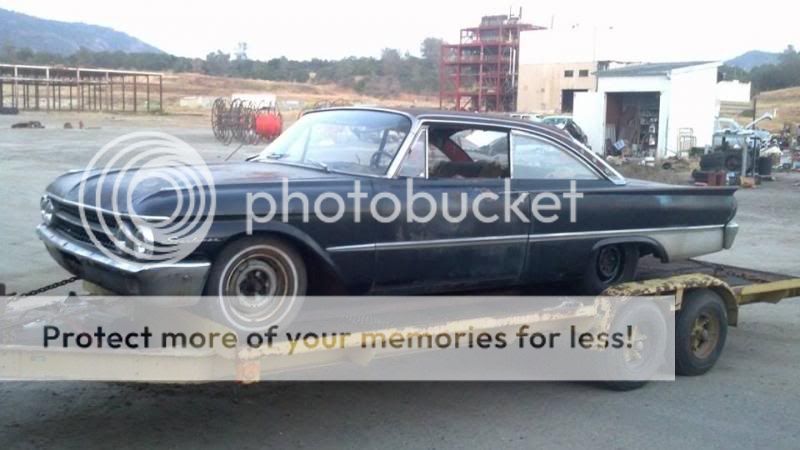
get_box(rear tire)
[203,236,307,332]
[581,244,638,294]
[675,289,728,376]
[601,381,648,391]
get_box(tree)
[750,45,800,94]
[420,37,444,63]
[204,50,231,76]
[1,42,15,62]
[0,38,443,95]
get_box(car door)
[510,130,614,283]
[371,123,529,292]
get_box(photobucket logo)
[246,179,583,231]
[77,132,216,266]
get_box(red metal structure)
[439,12,542,112]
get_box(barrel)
[757,156,772,176]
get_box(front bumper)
[37,224,211,296]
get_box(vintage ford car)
[38,108,738,325]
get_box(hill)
[0,8,162,55]
[754,86,800,131]
[726,50,780,71]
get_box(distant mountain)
[0,8,162,55]
[726,50,781,71]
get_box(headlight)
[113,223,155,257]
[40,195,55,225]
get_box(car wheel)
[724,155,741,171]
[675,289,727,376]
[203,237,307,331]
[599,300,668,390]
[601,380,649,391]
[582,244,638,294]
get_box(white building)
[572,61,721,157]
[516,28,636,114]
[716,80,751,103]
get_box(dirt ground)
[1,112,800,449]
[161,72,439,115]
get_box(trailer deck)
[1,259,799,383]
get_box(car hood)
[46,161,357,216]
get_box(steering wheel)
[370,149,394,169]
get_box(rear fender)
[592,237,668,262]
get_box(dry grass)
[160,72,439,114]
[616,160,697,185]
[731,86,800,132]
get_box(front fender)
[202,220,347,285]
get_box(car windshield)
[542,116,569,126]
[716,119,742,133]
[255,109,412,176]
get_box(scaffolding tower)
[439,13,542,112]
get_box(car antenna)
[224,142,246,161]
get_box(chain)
[11,276,81,299]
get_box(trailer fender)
[601,273,739,326]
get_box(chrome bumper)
[723,221,739,249]
[37,224,211,296]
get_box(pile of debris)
[10,121,44,129]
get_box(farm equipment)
[210,97,283,145]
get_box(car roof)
[311,106,568,139]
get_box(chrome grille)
[50,198,117,249]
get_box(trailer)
[1,258,799,388]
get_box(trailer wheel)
[203,236,307,332]
[582,244,638,294]
[602,380,649,391]
[675,289,728,376]
[600,300,668,391]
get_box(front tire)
[675,289,728,376]
[203,236,307,331]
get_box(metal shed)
[573,61,721,157]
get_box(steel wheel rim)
[221,249,295,324]
[597,246,623,283]
[690,312,720,359]
[623,325,648,367]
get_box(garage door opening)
[561,89,588,113]
[604,92,660,157]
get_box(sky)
[1,0,797,62]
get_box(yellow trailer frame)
[1,259,799,382]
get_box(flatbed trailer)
[1,258,799,386]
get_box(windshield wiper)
[264,153,288,160]
[258,154,331,173]
[304,159,330,172]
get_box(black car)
[38,108,738,327]
[540,115,590,147]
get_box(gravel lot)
[1,112,799,449]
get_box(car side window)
[512,133,600,180]
[427,127,510,179]
[397,129,427,178]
